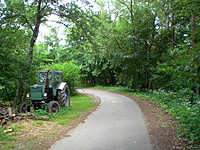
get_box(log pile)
[0,101,50,126]
[0,101,17,125]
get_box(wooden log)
[28,112,50,120]
[1,119,7,125]
[0,106,50,126]
[17,113,28,117]
[0,101,6,107]
[8,107,13,118]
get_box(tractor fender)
[58,82,67,90]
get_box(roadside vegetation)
[93,86,200,149]
[0,93,94,150]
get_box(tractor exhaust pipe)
[45,70,50,88]
[45,70,53,100]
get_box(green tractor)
[18,70,70,113]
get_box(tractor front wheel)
[18,102,30,113]
[46,101,60,113]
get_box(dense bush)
[146,89,200,146]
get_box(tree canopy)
[0,0,199,105]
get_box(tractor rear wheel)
[18,102,30,113]
[58,85,70,107]
[46,101,60,113]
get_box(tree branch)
[116,0,131,12]
[22,15,34,31]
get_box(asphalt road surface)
[49,89,152,150]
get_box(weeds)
[147,88,200,146]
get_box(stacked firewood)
[0,101,24,125]
[0,107,17,125]
[0,101,16,125]
[0,101,50,126]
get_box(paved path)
[49,89,152,150]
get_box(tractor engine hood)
[30,85,45,100]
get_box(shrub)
[148,89,200,145]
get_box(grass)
[0,126,16,150]
[92,85,152,100]
[45,131,56,135]
[93,85,134,94]
[30,93,93,124]
[0,93,94,150]
[54,93,94,124]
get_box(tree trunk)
[191,13,199,95]
[191,13,197,49]
[14,83,20,107]
[28,0,43,62]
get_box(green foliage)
[33,109,51,118]
[147,89,200,146]
[0,16,36,104]
[157,44,200,92]
[136,88,200,146]
[68,0,170,89]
